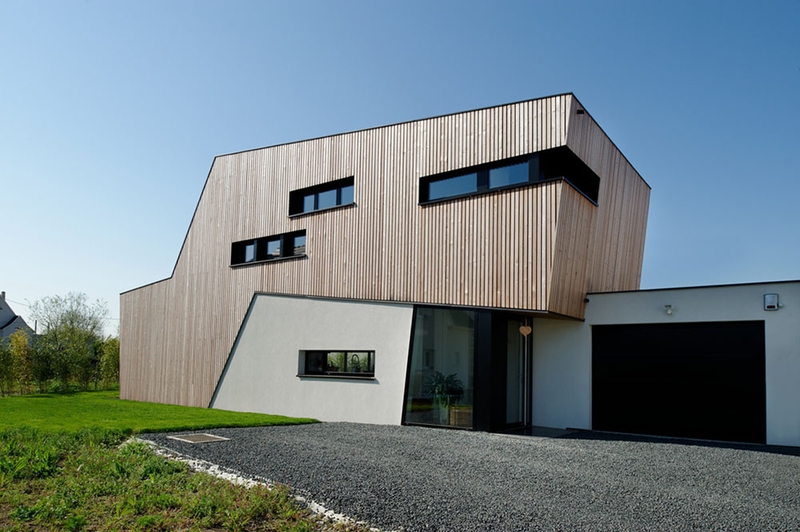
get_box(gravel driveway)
[144,423,800,531]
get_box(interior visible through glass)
[405,307,475,428]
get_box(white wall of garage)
[533,281,800,446]
[211,294,414,425]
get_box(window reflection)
[428,173,478,201]
[489,162,528,189]
[405,307,475,428]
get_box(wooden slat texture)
[120,94,650,407]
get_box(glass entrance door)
[506,318,531,427]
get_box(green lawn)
[0,389,317,433]
[0,390,373,531]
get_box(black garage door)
[592,321,765,444]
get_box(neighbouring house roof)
[0,292,33,338]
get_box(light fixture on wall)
[764,294,781,311]
[664,304,673,316]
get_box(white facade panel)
[211,294,414,425]
[531,318,592,430]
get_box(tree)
[0,338,14,395]
[9,329,33,394]
[29,293,109,392]
[100,336,120,388]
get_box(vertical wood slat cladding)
[120,94,649,407]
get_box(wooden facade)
[120,93,650,407]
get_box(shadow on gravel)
[559,429,800,457]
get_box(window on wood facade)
[289,176,355,216]
[419,147,600,204]
[301,350,375,378]
[230,230,307,266]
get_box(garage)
[592,321,766,444]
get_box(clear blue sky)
[2,0,798,334]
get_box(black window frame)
[289,176,355,217]
[230,229,307,267]
[300,350,376,379]
[419,147,599,205]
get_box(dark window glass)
[428,173,478,201]
[340,184,354,206]
[489,162,528,189]
[405,308,475,428]
[303,350,375,377]
[317,189,337,210]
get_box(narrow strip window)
[302,350,375,377]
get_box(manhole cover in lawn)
[167,433,230,444]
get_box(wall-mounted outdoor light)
[764,294,781,311]
[664,304,674,316]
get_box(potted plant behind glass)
[426,371,464,425]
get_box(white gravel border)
[131,437,388,532]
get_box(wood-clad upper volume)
[120,93,651,407]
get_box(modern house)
[0,291,33,340]
[120,94,800,447]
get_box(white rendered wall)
[531,318,592,430]
[532,282,800,446]
[211,294,414,425]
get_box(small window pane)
[489,162,528,189]
[305,352,326,374]
[318,189,337,210]
[347,351,373,374]
[266,239,281,258]
[303,194,315,213]
[244,243,256,263]
[427,173,478,201]
[340,184,354,205]
[292,234,306,256]
[326,352,346,372]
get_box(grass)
[0,389,318,433]
[0,390,371,531]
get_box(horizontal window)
[301,350,375,377]
[231,230,306,266]
[419,147,600,204]
[289,176,355,216]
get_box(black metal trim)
[229,254,307,268]
[400,305,419,426]
[230,229,307,266]
[288,176,355,216]
[300,349,376,377]
[419,147,600,206]
[297,374,376,381]
[287,201,356,219]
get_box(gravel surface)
[144,423,800,531]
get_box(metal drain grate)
[167,433,230,444]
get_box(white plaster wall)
[211,295,414,425]
[585,282,800,447]
[531,318,592,430]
